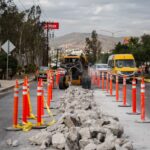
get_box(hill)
[51,32,123,52]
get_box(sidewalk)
[0,75,35,93]
[94,89,150,150]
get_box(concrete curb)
[137,77,150,83]
[0,78,35,94]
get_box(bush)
[25,64,36,73]
[0,53,18,79]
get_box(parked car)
[93,63,108,78]
[37,66,49,80]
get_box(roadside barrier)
[5,72,57,132]
[136,78,150,123]
[90,67,150,124]
[50,75,53,101]
[127,78,140,115]
[119,76,131,107]
[26,77,35,119]
[97,71,100,88]
[41,79,45,116]
[55,70,60,88]
[109,74,113,96]
[5,80,22,131]
[94,71,96,86]
[22,79,28,124]
[47,72,53,108]
[141,78,145,121]
[116,75,119,102]
[47,74,51,107]
[102,72,104,90]
[106,72,109,93]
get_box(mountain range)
[51,32,124,52]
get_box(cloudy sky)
[14,0,150,37]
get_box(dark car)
[37,66,49,80]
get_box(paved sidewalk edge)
[0,78,35,94]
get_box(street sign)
[1,40,15,79]
[43,22,59,30]
[1,40,15,54]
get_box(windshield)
[65,58,79,63]
[96,64,108,68]
[115,60,135,68]
[40,66,49,71]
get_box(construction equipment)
[59,54,91,89]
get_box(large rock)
[63,114,81,128]
[97,131,116,150]
[29,131,52,146]
[122,142,133,150]
[84,143,97,150]
[6,139,12,146]
[12,140,19,147]
[66,127,80,150]
[79,138,92,149]
[52,133,66,149]
[103,122,124,138]
[97,133,105,143]
[79,127,91,139]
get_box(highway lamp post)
[99,30,123,53]
[99,30,123,37]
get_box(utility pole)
[42,22,49,66]
[46,22,49,66]
[56,48,59,69]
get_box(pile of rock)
[29,87,133,150]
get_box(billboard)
[43,22,59,30]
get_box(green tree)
[0,52,18,79]
[85,30,102,64]
[0,0,47,72]
[141,34,150,63]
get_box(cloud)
[13,0,150,37]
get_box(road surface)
[111,80,150,118]
[0,81,64,149]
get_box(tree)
[0,52,18,79]
[85,30,102,64]
[141,34,150,63]
[0,0,47,71]
[112,36,150,66]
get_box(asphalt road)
[0,81,64,147]
[0,79,150,148]
[112,80,150,119]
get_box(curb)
[0,78,35,95]
[137,77,150,83]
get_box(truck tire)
[82,76,91,89]
[59,76,65,89]
[59,76,69,89]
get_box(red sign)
[43,22,59,30]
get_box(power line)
[17,0,28,11]
[36,0,49,21]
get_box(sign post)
[1,40,15,79]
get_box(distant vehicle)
[94,64,108,71]
[93,63,108,78]
[107,54,138,82]
[37,66,49,80]
[59,54,91,89]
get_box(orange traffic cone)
[119,76,131,107]
[5,80,21,131]
[136,78,150,123]
[22,79,28,124]
[127,77,140,115]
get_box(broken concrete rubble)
[29,87,133,150]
